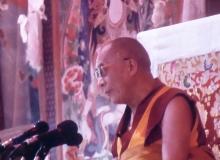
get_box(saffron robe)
[112,81,214,160]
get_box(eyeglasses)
[94,64,108,80]
[94,58,130,80]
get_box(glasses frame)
[94,58,130,80]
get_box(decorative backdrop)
[59,0,220,159]
[158,51,220,159]
[0,0,219,159]
[60,0,153,159]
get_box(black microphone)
[9,120,83,159]
[1,121,49,147]
[0,121,49,157]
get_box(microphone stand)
[34,145,50,160]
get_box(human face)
[94,49,130,104]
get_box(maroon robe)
[112,79,214,160]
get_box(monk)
[94,37,215,160]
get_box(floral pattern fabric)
[158,52,220,160]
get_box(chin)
[111,98,124,105]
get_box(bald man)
[94,37,214,160]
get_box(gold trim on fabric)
[116,86,170,156]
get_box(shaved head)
[94,37,155,108]
[97,37,151,72]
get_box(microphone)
[9,120,83,159]
[1,121,49,147]
[0,121,49,157]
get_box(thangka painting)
[59,0,153,159]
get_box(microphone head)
[57,120,83,146]
[9,120,83,159]
[34,121,49,134]
[36,120,78,148]
[67,133,83,146]
[57,120,78,133]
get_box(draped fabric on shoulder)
[111,80,214,160]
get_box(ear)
[126,58,138,76]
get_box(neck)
[128,77,158,129]
[128,76,158,114]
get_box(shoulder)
[160,87,195,126]
[163,95,193,125]
[161,93,194,160]
[158,87,195,113]
[154,86,195,111]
